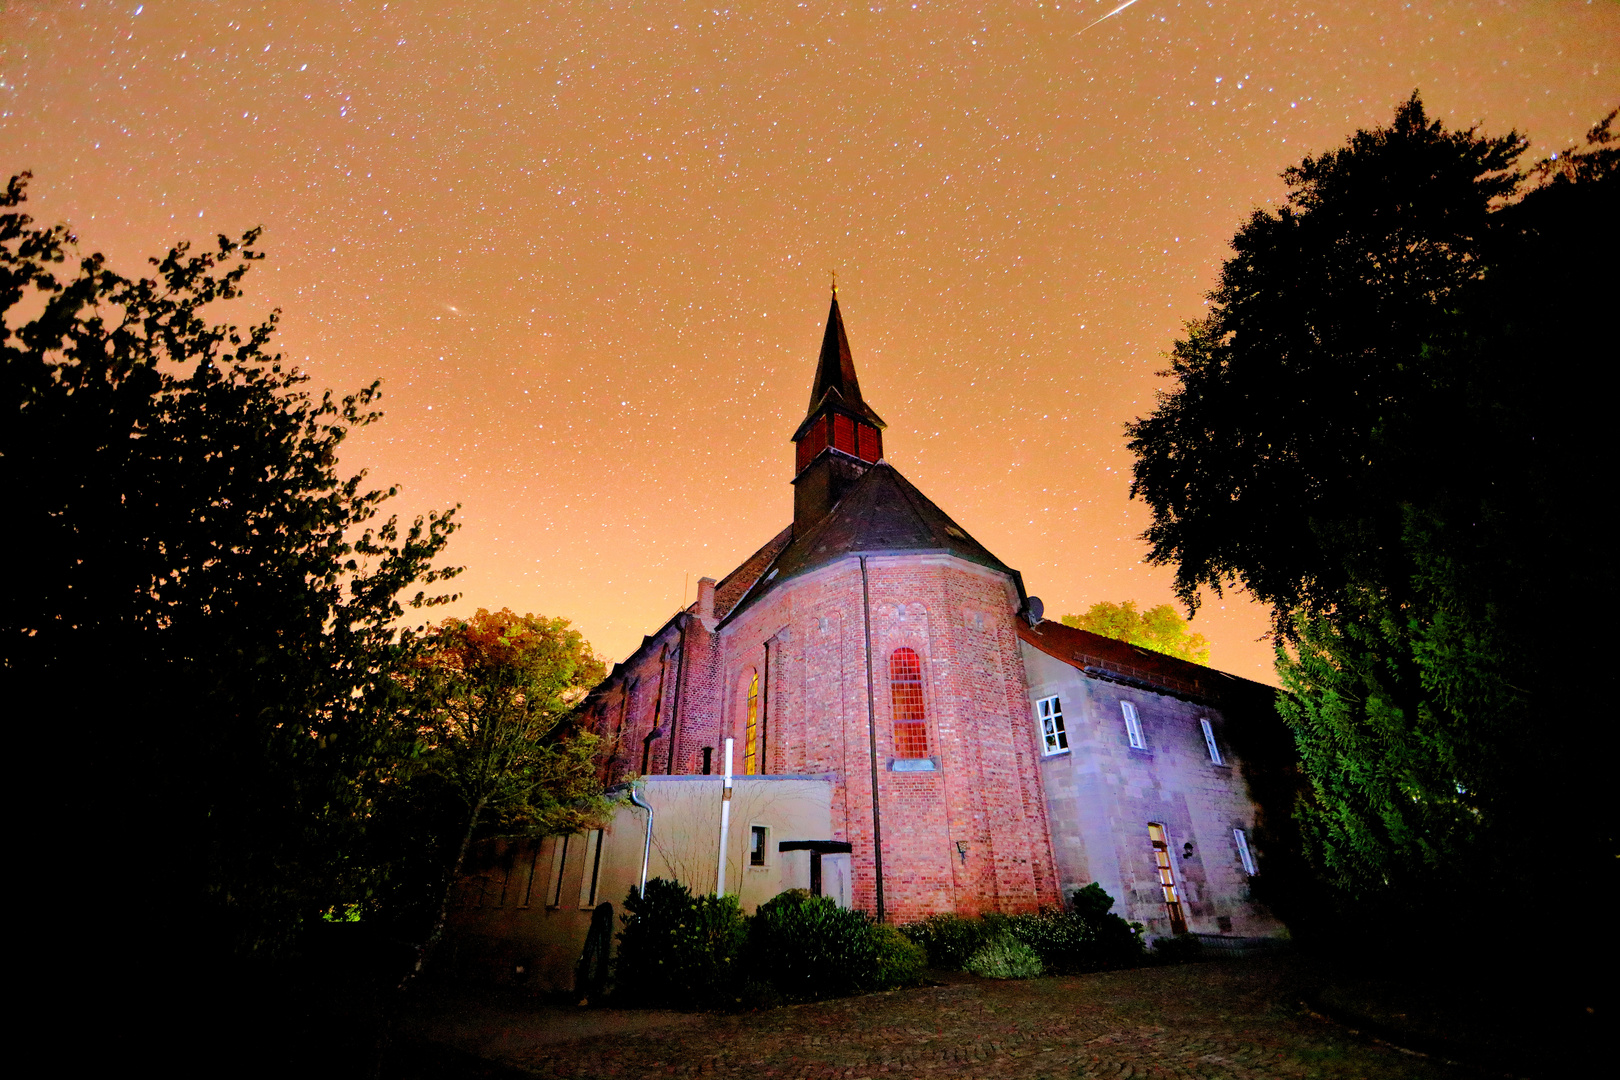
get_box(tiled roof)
[720,462,1022,626]
[1017,618,1272,703]
[713,525,794,620]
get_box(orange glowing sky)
[4,2,1615,680]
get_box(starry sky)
[3,2,1615,680]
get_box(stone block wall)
[1020,641,1285,941]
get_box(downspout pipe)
[627,784,655,896]
[859,556,886,924]
[717,738,735,897]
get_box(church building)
[446,294,1286,988]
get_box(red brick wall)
[711,553,1059,922]
[670,616,721,775]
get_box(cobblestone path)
[501,961,1452,1079]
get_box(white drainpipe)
[716,737,734,897]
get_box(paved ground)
[395,959,1471,1079]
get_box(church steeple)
[804,291,885,434]
[792,291,886,474]
[791,290,887,532]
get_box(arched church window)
[743,670,760,775]
[889,648,929,758]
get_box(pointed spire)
[805,292,885,429]
[792,289,887,519]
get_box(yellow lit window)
[744,671,760,775]
[1148,823,1188,935]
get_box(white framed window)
[749,824,770,867]
[1036,695,1068,754]
[1201,718,1225,765]
[1121,700,1146,749]
[1234,827,1257,876]
[577,829,605,909]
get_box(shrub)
[745,889,881,1002]
[901,885,1145,975]
[1000,887,1145,974]
[964,933,1043,979]
[614,878,747,1009]
[1150,933,1205,965]
[871,923,929,990]
[898,912,991,969]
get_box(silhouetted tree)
[1126,97,1617,956]
[2,173,460,966]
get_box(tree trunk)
[398,794,487,993]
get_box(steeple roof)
[718,461,1026,628]
[796,292,885,438]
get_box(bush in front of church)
[1003,884,1146,973]
[870,923,930,990]
[899,884,1145,975]
[616,884,929,1009]
[964,933,1044,979]
[745,888,924,1002]
[899,912,993,969]
[614,878,747,1009]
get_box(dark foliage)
[899,912,993,970]
[1125,94,1619,971]
[869,922,930,991]
[1009,885,1145,973]
[998,887,1146,974]
[1149,933,1205,965]
[2,174,460,979]
[901,884,1145,974]
[614,884,926,1010]
[613,878,747,1010]
[1127,93,1527,622]
[747,889,889,1002]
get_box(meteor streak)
[1074,0,1144,36]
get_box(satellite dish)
[1025,596,1045,626]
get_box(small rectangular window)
[1036,695,1068,754]
[1234,827,1257,876]
[749,825,768,867]
[1121,701,1146,749]
[1201,718,1224,765]
[520,843,541,908]
[578,829,605,909]
[549,835,570,909]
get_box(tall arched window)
[889,647,929,758]
[743,671,760,775]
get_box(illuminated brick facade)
[578,292,1283,935]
